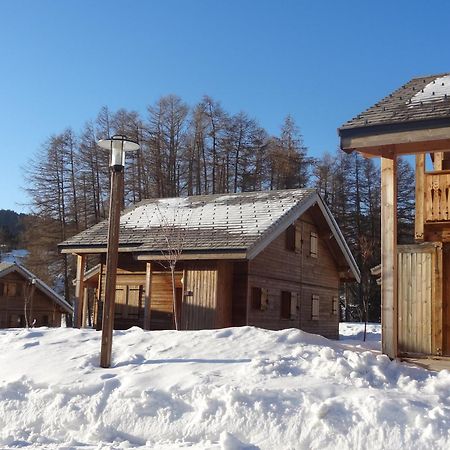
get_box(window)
[285,225,296,251]
[0,283,4,296]
[312,294,320,321]
[332,297,339,316]
[252,287,262,310]
[280,291,291,319]
[310,232,318,258]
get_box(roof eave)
[339,117,450,157]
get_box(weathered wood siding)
[397,243,444,356]
[0,271,64,328]
[247,212,340,339]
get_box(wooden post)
[415,154,425,241]
[381,156,398,359]
[100,167,124,368]
[144,262,152,330]
[95,263,104,331]
[82,286,89,327]
[74,254,86,328]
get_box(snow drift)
[0,325,449,449]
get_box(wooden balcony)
[416,154,450,241]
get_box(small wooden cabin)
[59,189,360,339]
[0,262,73,327]
[339,72,450,358]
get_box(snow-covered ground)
[0,323,449,449]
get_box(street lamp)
[98,134,139,368]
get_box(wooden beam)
[135,252,247,261]
[143,262,152,331]
[341,126,450,155]
[381,157,398,359]
[74,254,86,328]
[415,154,425,241]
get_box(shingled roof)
[340,73,450,132]
[59,189,360,280]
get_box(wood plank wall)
[247,212,340,339]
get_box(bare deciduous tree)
[154,200,191,330]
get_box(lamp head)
[98,134,140,169]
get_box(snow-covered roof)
[59,189,360,281]
[0,262,73,314]
[340,72,450,131]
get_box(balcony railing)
[424,170,450,222]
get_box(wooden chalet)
[339,73,450,359]
[0,262,73,328]
[59,189,360,339]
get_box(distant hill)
[0,209,27,249]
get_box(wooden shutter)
[295,224,302,254]
[261,288,269,311]
[281,291,291,319]
[332,296,338,316]
[290,292,299,319]
[310,232,318,258]
[312,294,320,320]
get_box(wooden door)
[397,243,443,356]
[181,268,217,330]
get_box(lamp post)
[98,134,140,368]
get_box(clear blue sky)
[1,0,449,212]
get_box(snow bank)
[0,325,449,449]
[339,322,381,351]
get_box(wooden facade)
[0,263,72,328]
